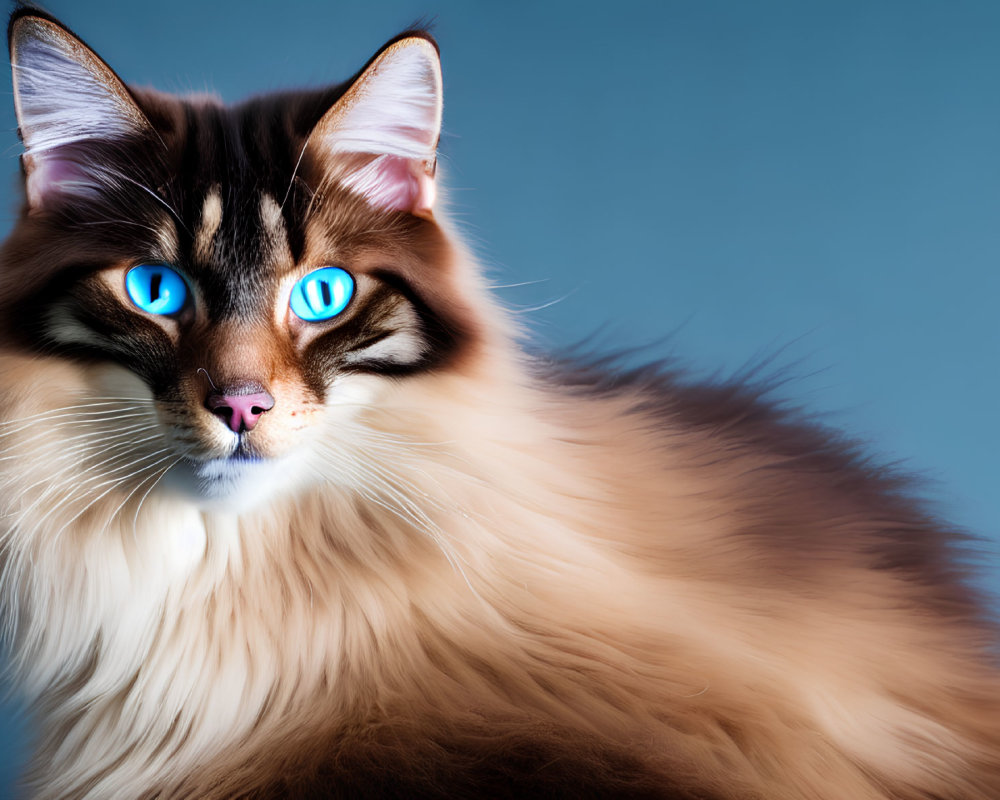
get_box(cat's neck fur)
[2,294,995,798]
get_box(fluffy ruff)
[1,292,998,798]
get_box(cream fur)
[1,238,997,799]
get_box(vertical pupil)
[320,280,332,307]
[149,272,163,303]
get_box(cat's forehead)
[183,185,291,317]
[158,88,340,194]
[130,86,354,318]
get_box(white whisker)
[130,456,182,535]
[10,439,168,535]
[0,420,153,461]
[0,404,153,430]
[47,450,176,546]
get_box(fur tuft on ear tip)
[309,35,443,217]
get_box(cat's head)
[0,11,488,511]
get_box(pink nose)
[205,388,275,433]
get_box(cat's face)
[0,13,480,510]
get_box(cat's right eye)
[125,264,189,316]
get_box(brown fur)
[1,10,998,800]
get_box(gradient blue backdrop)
[0,0,998,790]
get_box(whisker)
[44,451,175,552]
[47,450,176,544]
[130,456,183,535]
[106,455,179,532]
[7,439,167,531]
[280,140,310,212]
[98,166,192,236]
[0,403,153,429]
[0,422,156,464]
[486,278,551,290]
[311,440,480,595]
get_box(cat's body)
[0,10,998,799]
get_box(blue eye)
[290,267,354,322]
[125,264,188,315]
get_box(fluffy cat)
[0,8,997,799]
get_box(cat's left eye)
[125,264,189,316]
[290,267,354,322]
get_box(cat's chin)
[162,454,303,512]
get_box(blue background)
[1,0,998,790]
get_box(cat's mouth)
[227,438,266,463]
[161,444,301,511]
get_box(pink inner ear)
[343,154,435,216]
[26,154,100,210]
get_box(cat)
[0,6,997,799]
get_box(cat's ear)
[308,34,443,219]
[8,12,154,210]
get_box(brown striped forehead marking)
[192,188,286,320]
[194,187,222,265]
[259,193,293,271]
